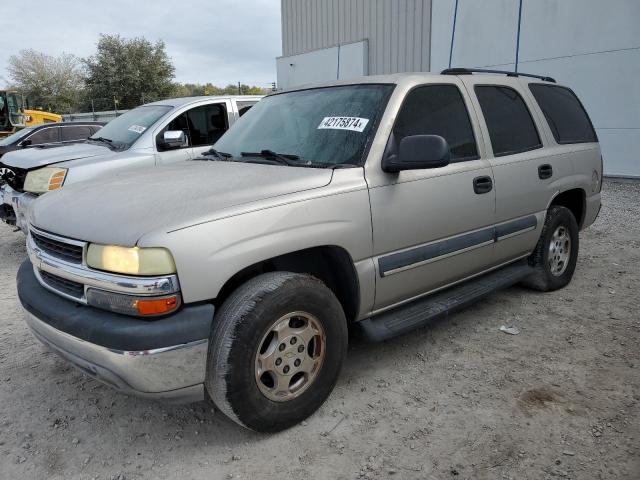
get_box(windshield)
[89,105,172,148]
[214,84,394,167]
[0,126,35,146]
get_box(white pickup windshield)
[89,105,172,148]
[214,84,394,167]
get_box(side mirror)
[159,130,187,149]
[382,134,450,173]
[20,139,32,148]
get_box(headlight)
[24,167,67,193]
[86,244,176,276]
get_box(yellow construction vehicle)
[0,90,26,138]
[24,109,62,126]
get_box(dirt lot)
[0,179,638,480]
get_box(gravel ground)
[0,179,638,480]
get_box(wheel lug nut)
[275,358,282,366]
[283,365,290,374]
[279,343,286,351]
[290,337,297,345]
[294,359,301,367]
[298,345,304,353]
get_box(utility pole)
[237,82,241,95]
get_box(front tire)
[206,272,347,432]
[522,205,579,291]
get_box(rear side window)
[475,85,541,157]
[393,85,478,161]
[529,84,597,144]
[60,125,92,142]
[236,100,258,117]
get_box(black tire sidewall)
[208,274,347,432]
[539,207,579,290]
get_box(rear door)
[367,81,497,310]
[462,76,556,265]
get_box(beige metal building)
[278,0,432,88]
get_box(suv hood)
[1,142,111,170]
[30,161,334,245]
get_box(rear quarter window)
[529,84,597,144]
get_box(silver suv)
[17,69,602,432]
[0,95,261,232]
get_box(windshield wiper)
[240,149,301,166]
[89,136,113,144]
[200,148,233,161]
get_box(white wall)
[277,40,368,89]
[431,0,640,177]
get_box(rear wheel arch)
[214,245,361,323]
[547,188,586,228]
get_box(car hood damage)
[29,161,334,245]
[1,142,112,170]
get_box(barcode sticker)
[317,116,370,132]
[128,125,147,134]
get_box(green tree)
[7,49,84,113]
[84,34,175,110]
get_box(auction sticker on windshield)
[128,125,147,134]
[318,116,369,132]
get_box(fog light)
[86,289,180,317]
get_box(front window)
[89,105,172,149]
[214,84,394,167]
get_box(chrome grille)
[40,270,84,299]
[31,231,83,264]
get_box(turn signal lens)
[48,170,67,190]
[136,296,179,316]
[86,288,180,317]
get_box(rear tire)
[205,272,347,432]
[522,205,579,291]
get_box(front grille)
[40,270,85,299]
[32,231,83,264]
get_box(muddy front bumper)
[17,260,214,403]
[0,183,35,232]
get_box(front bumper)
[18,260,214,402]
[0,183,35,232]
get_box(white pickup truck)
[0,95,262,231]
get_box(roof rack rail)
[441,68,556,83]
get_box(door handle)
[473,175,493,194]
[538,164,553,179]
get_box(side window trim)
[474,84,543,158]
[389,83,481,163]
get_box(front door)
[367,82,496,311]
[156,111,192,165]
[186,102,231,159]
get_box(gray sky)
[0,0,281,88]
